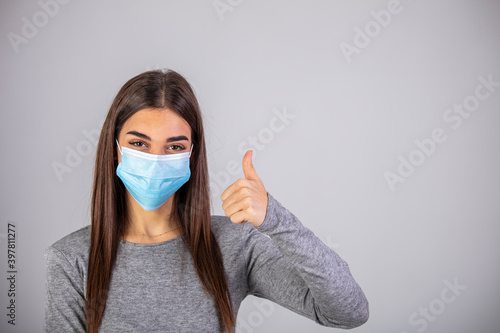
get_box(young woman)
[44,69,369,333]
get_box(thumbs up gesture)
[221,150,268,228]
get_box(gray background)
[1,0,499,332]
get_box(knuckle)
[238,178,249,187]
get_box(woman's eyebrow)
[166,135,189,143]
[126,131,189,143]
[126,131,151,140]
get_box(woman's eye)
[130,141,146,148]
[170,144,185,151]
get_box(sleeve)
[44,246,87,333]
[241,192,369,329]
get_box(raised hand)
[220,150,268,227]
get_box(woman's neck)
[121,193,182,244]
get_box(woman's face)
[116,108,192,163]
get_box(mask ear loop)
[189,143,194,157]
[116,139,122,155]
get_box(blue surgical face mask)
[115,139,193,211]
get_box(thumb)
[242,150,260,180]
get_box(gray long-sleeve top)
[44,192,369,332]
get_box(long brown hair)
[86,69,235,332]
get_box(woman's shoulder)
[44,225,91,268]
[210,214,247,238]
[210,214,265,252]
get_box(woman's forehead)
[122,108,191,139]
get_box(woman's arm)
[241,192,369,329]
[44,246,87,333]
